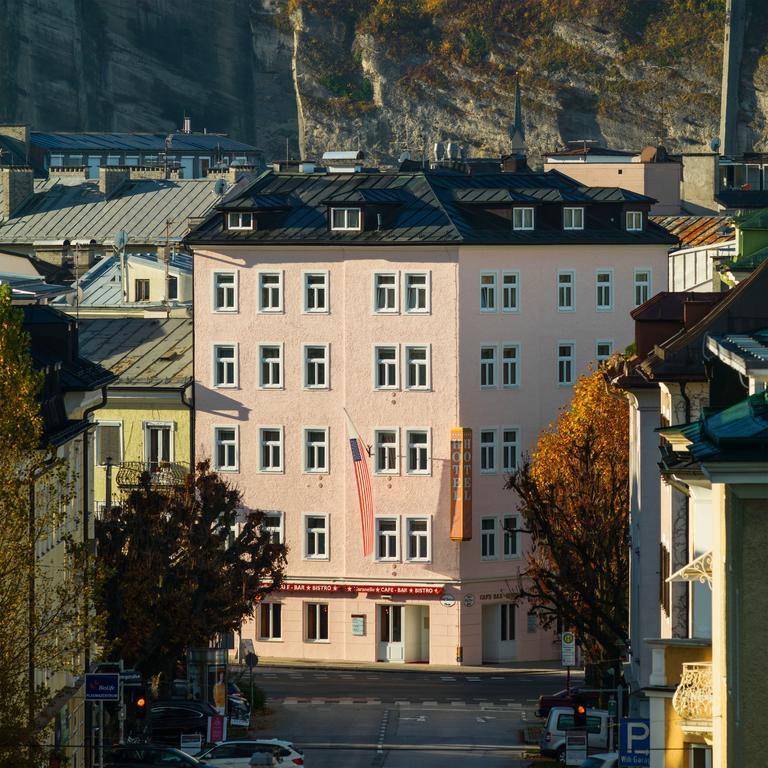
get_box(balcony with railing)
[672,661,713,736]
[115,461,188,490]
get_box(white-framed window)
[259,603,282,640]
[513,207,534,230]
[227,212,253,230]
[373,273,398,313]
[500,603,516,641]
[305,515,328,559]
[481,517,497,559]
[404,272,430,313]
[259,427,284,472]
[626,210,643,231]
[596,270,613,311]
[258,272,283,312]
[480,345,497,388]
[213,344,237,387]
[503,515,521,559]
[502,428,519,473]
[304,271,329,312]
[304,345,329,389]
[406,429,430,475]
[213,272,237,312]
[306,602,329,641]
[405,345,430,390]
[502,271,519,312]
[374,429,399,474]
[95,421,123,465]
[563,207,584,230]
[374,345,399,389]
[259,344,283,388]
[375,518,399,561]
[262,511,284,544]
[558,342,575,386]
[480,271,497,312]
[557,271,575,311]
[304,427,329,473]
[406,518,430,561]
[480,429,497,474]
[214,426,238,471]
[144,421,174,466]
[502,344,519,388]
[634,269,652,306]
[330,207,361,231]
[596,340,614,362]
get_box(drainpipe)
[180,380,194,472]
[81,384,109,768]
[679,381,691,423]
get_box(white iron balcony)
[672,661,712,736]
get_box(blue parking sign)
[620,718,650,767]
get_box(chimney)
[683,298,717,329]
[0,167,34,220]
[183,115,191,134]
[0,124,30,161]
[98,166,130,196]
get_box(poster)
[207,664,227,715]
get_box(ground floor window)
[260,603,282,640]
[306,603,329,641]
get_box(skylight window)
[227,212,253,230]
[330,207,361,231]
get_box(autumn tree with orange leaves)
[507,365,629,668]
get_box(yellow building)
[76,317,193,508]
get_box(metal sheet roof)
[650,215,733,247]
[706,329,768,376]
[0,272,75,301]
[78,317,192,388]
[0,177,220,245]
[31,132,259,153]
[189,169,675,247]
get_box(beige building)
[189,160,675,666]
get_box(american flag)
[348,431,374,557]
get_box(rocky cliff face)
[1,0,766,165]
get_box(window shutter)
[98,425,121,464]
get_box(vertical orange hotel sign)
[450,427,472,541]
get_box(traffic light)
[573,693,587,727]
[128,686,148,720]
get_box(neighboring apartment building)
[187,161,675,666]
[614,261,768,768]
[0,123,264,179]
[0,165,224,281]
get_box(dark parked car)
[105,744,204,766]
[148,700,220,745]
[169,679,250,718]
[535,687,601,718]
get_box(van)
[539,706,609,761]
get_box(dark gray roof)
[0,177,220,245]
[31,132,259,154]
[78,317,192,389]
[187,169,676,247]
[0,272,74,301]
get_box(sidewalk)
[241,656,582,675]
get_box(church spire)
[509,74,526,155]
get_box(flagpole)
[343,407,372,456]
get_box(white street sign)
[562,631,577,667]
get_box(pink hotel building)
[187,159,675,665]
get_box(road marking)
[400,715,427,722]
[491,676,505,680]
[377,710,390,754]
[476,715,496,723]
[450,701,466,706]
[466,676,481,681]
[440,676,456,681]
[394,700,410,705]
[422,700,438,706]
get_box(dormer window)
[227,212,254,230]
[563,207,584,231]
[626,211,643,232]
[512,207,534,231]
[330,207,361,231]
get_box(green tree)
[0,285,96,766]
[506,366,629,670]
[95,462,286,683]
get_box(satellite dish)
[710,137,721,152]
[214,179,228,196]
[398,151,411,164]
[114,230,129,250]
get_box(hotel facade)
[188,161,675,665]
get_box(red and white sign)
[207,714,227,743]
[277,583,443,596]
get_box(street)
[244,666,579,767]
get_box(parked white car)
[196,740,304,767]
[539,706,610,761]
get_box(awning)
[667,551,712,588]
